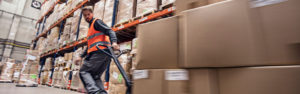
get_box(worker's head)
[82,6,94,22]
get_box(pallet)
[0,80,13,83]
[133,9,158,21]
[63,67,71,71]
[113,19,134,28]
[70,88,78,92]
[53,86,61,88]
[159,2,174,10]
[16,84,38,87]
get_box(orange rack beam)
[36,0,60,24]
[33,0,89,42]
[42,0,47,6]
[40,7,175,58]
[112,7,175,31]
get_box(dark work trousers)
[79,51,111,94]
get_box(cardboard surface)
[178,0,300,68]
[133,69,188,94]
[136,16,179,69]
[218,65,300,94]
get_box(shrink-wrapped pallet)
[136,0,158,17]
[116,0,133,25]
[103,0,115,27]
[94,0,106,20]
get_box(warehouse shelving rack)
[39,7,175,58]
[36,0,60,24]
[34,0,175,92]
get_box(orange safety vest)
[87,19,111,53]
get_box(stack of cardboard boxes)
[18,50,40,83]
[108,41,132,94]
[116,0,134,25]
[133,0,300,94]
[0,59,16,81]
[70,47,86,91]
[136,0,159,17]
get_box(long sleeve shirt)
[80,18,117,58]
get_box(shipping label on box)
[165,70,189,81]
[133,70,149,80]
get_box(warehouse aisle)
[0,83,83,94]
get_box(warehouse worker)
[75,6,119,94]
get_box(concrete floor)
[0,83,83,94]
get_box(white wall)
[0,13,13,39]
[0,0,42,61]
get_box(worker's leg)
[92,57,111,94]
[79,52,110,94]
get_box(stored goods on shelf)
[0,59,16,81]
[94,0,106,20]
[71,9,89,41]
[162,0,176,5]
[133,69,188,94]
[103,0,115,27]
[108,84,127,94]
[136,0,158,17]
[178,0,300,68]
[70,71,85,90]
[116,0,134,25]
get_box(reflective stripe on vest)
[87,19,111,53]
[88,41,110,49]
[88,32,104,40]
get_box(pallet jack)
[96,44,132,94]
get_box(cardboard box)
[136,0,158,17]
[175,0,209,14]
[136,16,179,69]
[109,59,131,84]
[71,71,82,89]
[1,61,16,80]
[162,0,176,5]
[108,84,127,94]
[41,71,49,84]
[188,69,219,94]
[218,65,300,94]
[133,69,188,94]
[178,0,300,68]
[53,67,64,87]
[188,65,300,94]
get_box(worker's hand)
[112,42,120,51]
[75,57,82,65]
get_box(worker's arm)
[94,19,119,50]
[77,19,119,62]
[94,19,118,43]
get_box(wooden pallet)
[160,2,174,10]
[133,9,158,21]
[0,80,13,83]
[114,19,134,28]
[70,88,78,92]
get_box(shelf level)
[40,7,175,58]
[36,0,60,24]
[33,0,89,42]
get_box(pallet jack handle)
[96,44,132,94]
